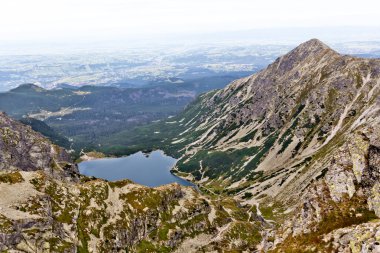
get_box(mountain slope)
[0,112,77,178]
[19,117,71,149]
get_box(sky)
[0,0,380,50]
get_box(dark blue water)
[78,150,195,187]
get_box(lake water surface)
[78,150,194,187]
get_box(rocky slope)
[0,112,265,252]
[0,112,77,179]
[271,128,380,252]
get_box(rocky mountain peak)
[297,38,330,51]
[268,38,336,76]
[287,38,332,57]
[146,39,380,250]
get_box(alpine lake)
[79,150,195,188]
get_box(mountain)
[98,39,380,251]
[0,112,77,177]
[9,83,46,93]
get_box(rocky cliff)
[271,128,380,252]
[0,112,78,179]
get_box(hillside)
[19,117,71,149]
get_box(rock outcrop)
[272,127,380,252]
[0,112,78,180]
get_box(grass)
[0,171,24,184]
[242,192,253,199]
[177,146,260,180]
[219,221,262,251]
[244,132,279,173]
[0,214,14,233]
[239,129,258,142]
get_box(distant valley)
[0,43,287,91]
[1,41,380,92]
[0,75,245,153]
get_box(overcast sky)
[0,0,380,56]
[1,0,379,42]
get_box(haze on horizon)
[1,0,380,54]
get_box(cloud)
[0,0,379,42]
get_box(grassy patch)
[0,171,24,184]
[240,129,258,142]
